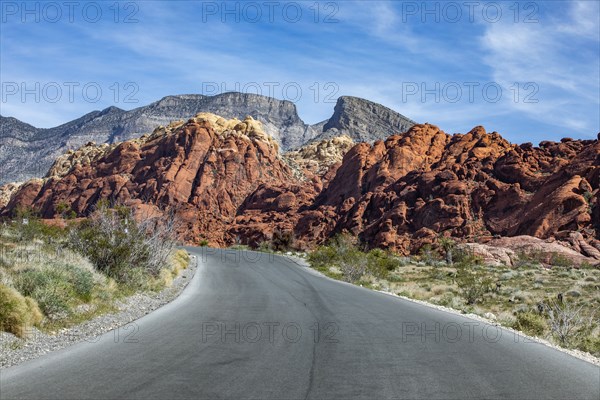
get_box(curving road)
[1,248,599,399]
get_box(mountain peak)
[312,96,416,144]
[99,105,125,115]
[0,93,417,185]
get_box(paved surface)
[1,248,599,399]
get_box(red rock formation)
[289,124,599,257]
[2,119,599,262]
[2,115,291,246]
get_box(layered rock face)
[0,182,23,209]
[292,125,599,256]
[284,134,354,176]
[2,114,290,245]
[316,96,416,144]
[2,118,598,263]
[0,94,416,185]
[230,124,599,262]
[0,93,316,185]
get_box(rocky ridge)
[316,96,416,143]
[0,94,415,185]
[2,113,288,245]
[1,115,598,265]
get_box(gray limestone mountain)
[0,93,415,184]
[310,96,416,144]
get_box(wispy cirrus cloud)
[0,0,598,143]
[479,1,599,136]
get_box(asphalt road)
[1,248,599,400]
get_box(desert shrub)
[387,274,405,283]
[455,262,492,305]
[0,267,13,287]
[576,332,600,356]
[0,284,43,337]
[453,248,484,266]
[271,229,295,251]
[550,253,573,268]
[438,237,456,264]
[257,241,272,252]
[513,311,547,337]
[26,285,71,316]
[308,245,339,271]
[580,262,594,269]
[171,250,191,277]
[13,263,95,316]
[308,234,372,282]
[543,298,595,346]
[71,222,148,281]
[328,233,356,252]
[514,249,548,267]
[419,244,438,266]
[396,256,412,267]
[6,208,66,243]
[199,239,209,247]
[55,201,76,219]
[366,248,401,279]
[55,202,69,215]
[329,236,403,282]
[339,252,368,283]
[500,271,517,281]
[69,204,178,287]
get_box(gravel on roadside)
[0,256,197,369]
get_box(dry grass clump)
[0,284,43,337]
[150,249,191,289]
[171,249,191,277]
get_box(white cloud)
[479,1,600,134]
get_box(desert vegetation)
[307,234,600,356]
[0,204,189,338]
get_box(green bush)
[307,245,339,271]
[576,333,600,356]
[13,262,96,317]
[366,249,401,279]
[10,210,66,243]
[28,285,71,316]
[456,263,492,305]
[307,235,401,283]
[453,248,484,265]
[513,311,547,337]
[550,253,573,268]
[0,284,43,337]
[257,241,272,252]
[73,221,150,281]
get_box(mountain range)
[2,111,598,264]
[0,93,415,185]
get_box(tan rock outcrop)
[284,135,354,175]
[0,182,23,209]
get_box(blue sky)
[1,0,598,144]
